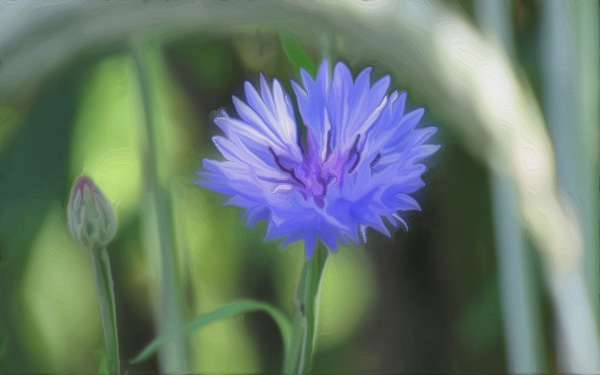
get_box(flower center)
[271,130,362,208]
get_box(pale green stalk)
[283,242,328,375]
[90,244,120,374]
[541,0,600,312]
[474,1,544,373]
[540,1,600,372]
[489,176,544,372]
[574,3,600,310]
[132,38,187,373]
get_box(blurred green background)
[0,0,598,374]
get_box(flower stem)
[283,242,328,375]
[90,244,120,374]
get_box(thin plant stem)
[542,0,600,309]
[131,37,187,373]
[283,241,328,375]
[474,1,544,372]
[90,244,120,374]
[540,1,600,371]
[489,175,544,372]
[574,2,600,312]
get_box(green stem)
[283,242,328,374]
[90,244,120,374]
[131,37,187,373]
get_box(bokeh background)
[0,0,598,374]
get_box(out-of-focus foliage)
[70,56,144,221]
[18,204,101,373]
[0,0,597,374]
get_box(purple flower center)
[271,129,362,208]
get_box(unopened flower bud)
[67,176,116,248]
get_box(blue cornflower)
[197,60,439,258]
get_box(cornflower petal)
[197,60,439,258]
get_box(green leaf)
[129,300,292,365]
[281,33,316,76]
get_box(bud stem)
[90,244,120,374]
[283,242,328,374]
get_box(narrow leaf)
[130,300,292,364]
[281,33,316,76]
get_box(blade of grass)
[542,1,600,310]
[540,1,600,372]
[131,37,187,374]
[474,1,545,373]
[573,0,600,316]
[130,300,292,365]
[489,175,544,372]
